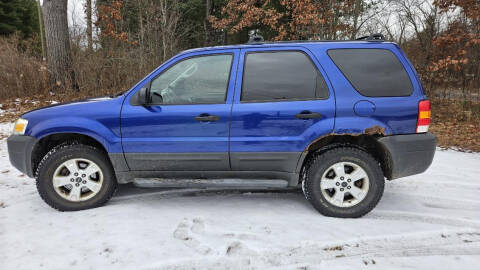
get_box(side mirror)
[130,87,148,106]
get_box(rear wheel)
[36,143,117,211]
[302,147,384,218]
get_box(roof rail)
[247,29,265,44]
[356,33,385,41]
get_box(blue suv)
[7,36,436,217]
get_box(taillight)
[416,100,431,133]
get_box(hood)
[21,95,125,122]
[22,96,115,117]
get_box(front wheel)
[36,143,117,211]
[302,147,384,218]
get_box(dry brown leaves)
[0,92,113,124]
[430,99,480,152]
[0,94,57,123]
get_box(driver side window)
[149,54,233,105]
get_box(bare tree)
[86,0,93,51]
[348,0,387,39]
[204,0,213,45]
[393,0,441,69]
[42,0,77,90]
[158,0,180,62]
[36,0,46,61]
[369,9,408,45]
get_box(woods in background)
[0,0,478,151]
[0,0,478,104]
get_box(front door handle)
[195,113,220,122]
[295,111,322,119]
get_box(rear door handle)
[195,113,220,122]
[295,111,322,119]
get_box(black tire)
[35,143,117,211]
[302,147,384,218]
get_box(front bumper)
[7,135,37,178]
[378,132,437,180]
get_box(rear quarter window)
[328,49,413,97]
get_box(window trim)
[240,50,330,103]
[327,48,414,98]
[143,52,234,106]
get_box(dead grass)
[0,36,49,100]
[430,98,480,152]
[0,35,159,101]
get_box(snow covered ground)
[0,122,479,269]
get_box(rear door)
[230,47,335,172]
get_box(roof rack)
[247,29,265,44]
[356,33,385,41]
[243,31,386,45]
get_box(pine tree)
[0,0,39,37]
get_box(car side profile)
[7,34,436,218]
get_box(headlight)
[12,118,28,135]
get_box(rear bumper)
[378,132,437,180]
[7,135,37,178]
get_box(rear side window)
[241,51,329,102]
[328,49,413,97]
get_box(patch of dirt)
[324,245,344,251]
[225,241,257,256]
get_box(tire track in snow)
[112,187,480,229]
[368,210,480,229]
[151,229,480,270]
[384,190,480,206]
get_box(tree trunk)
[86,0,93,51]
[204,0,213,46]
[36,0,46,61]
[42,0,77,91]
[160,0,167,62]
[350,0,362,40]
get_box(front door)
[121,50,239,171]
[230,47,335,172]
